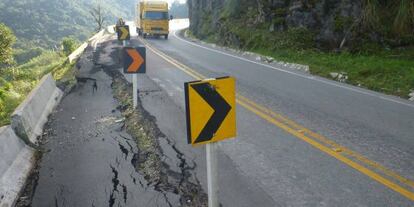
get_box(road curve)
[133,27,414,206]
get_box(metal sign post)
[133,73,138,108]
[206,142,218,207]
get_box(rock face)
[188,0,363,48]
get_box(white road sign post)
[132,73,138,108]
[206,142,219,207]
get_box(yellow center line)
[141,38,414,201]
[236,95,414,189]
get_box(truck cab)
[136,1,170,39]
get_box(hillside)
[187,0,414,98]
[0,0,137,125]
[170,1,189,19]
[188,0,414,51]
[0,0,136,49]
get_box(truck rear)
[136,1,169,39]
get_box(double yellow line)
[140,38,414,201]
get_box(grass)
[0,51,76,126]
[189,24,414,99]
[252,48,414,98]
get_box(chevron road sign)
[184,76,236,146]
[117,25,130,41]
[123,47,146,74]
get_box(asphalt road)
[125,24,414,205]
[27,21,414,206]
[29,39,183,207]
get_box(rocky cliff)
[187,0,413,51]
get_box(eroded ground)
[16,39,207,207]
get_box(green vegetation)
[13,47,45,65]
[0,0,137,68]
[252,47,414,98]
[0,52,76,126]
[0,23,16,65]
[195,22,414,98]
[170,1,189,19]
[0,30,78,126]
[0,0,136,49]
[360,0,414,38]
[62,37,79,56]
[190,0,414,99]
[0,0,137,126]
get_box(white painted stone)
[330,72,339,79]
[409,91,414,101]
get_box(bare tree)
[90,3,105,31]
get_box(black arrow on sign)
[191,83,232,144]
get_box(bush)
[62,37,79,56]
[0,23,16,65]
[13,47,44,64]
[0,50,69,126]
[0,86,24,126]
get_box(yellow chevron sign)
[184,77,236,146]
[117,25,130,41]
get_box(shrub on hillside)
[62,37,79,56]
[0,23,16,65]
[13,47,44,65]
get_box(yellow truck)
[136,1,170,39]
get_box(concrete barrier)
[88,29,105,42]
[68,29,108,63]
[0,126,35,207]
[68,42,88,63]
[11,73,63,145]
[89,29,109,51]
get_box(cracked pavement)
[25,40,202,206]
[20,32,275,206]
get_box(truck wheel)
[165,34,168,39]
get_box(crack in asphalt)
[16,42,189,207]
[118,142,129,160]
[109,165,120,207]
[100,40,208,206]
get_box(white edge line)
[172,31,414,109]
